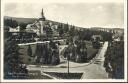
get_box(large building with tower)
[26,9,59,38]
[26,9,47,36]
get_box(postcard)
[0,0,127,82]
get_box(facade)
[9,26,21,32]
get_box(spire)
[41,8,45,21]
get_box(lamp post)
[67,43,72,75]
[67,54,70,74]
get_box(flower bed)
[44,72,83,79]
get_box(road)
[27,42,109,79]
[18,39,66,46]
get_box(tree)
[49,41,60,65]
[4,37,28,79]
[27,45,32,57]
[43,26,53,38]
[34,44,44,64]
[69,26,75,37]
[58,23,64,37]
[63,39,87,63]
[12,20,18,28]
[19,22,27,30]
[51,49,60,65]
[83,29,92,41]
[76,40,87,62]
[63,23,69,33]
[34,42,60,65]
[4,18,13,27]
[92,41,101,49]
[4,18,18,28]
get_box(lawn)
[85,41,98,61]
[28,70,53,79]
[19,44,36,64]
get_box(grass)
[85,41,98,61]
[19,44,36,64]
[28,70,53,79]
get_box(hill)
[4,16,83,29]
[4,16,38,24]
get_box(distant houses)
[91,27,124,34]
[7,25,37,43]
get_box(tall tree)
[4,37,28,79]
[76,40,87,62]
[63,23,69,33]
[19,22,27,30]
[27,45,32,57]
[69,26,75,37]
[12,20,18,28]
[58,23,64,37]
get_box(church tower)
[41,8,45,21]
[39,8,46,36]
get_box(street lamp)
[67,53,70,74]
[67,44,72,75]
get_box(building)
[9,26,21,32]
[25,8,60,40]
[51,25,59,37]
[92,35,102,41]
[9,31,37,43]
[26,24,40,35]
[26,9,47,36]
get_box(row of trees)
[63,40,87,63]
[4,18,18,28]
[57,23,69,37]
[104,41,124,79]
[27,41,60,65]
[57,23,112,42]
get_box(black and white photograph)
[0,0,127,82]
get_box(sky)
[3,0,124,28]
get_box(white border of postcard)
[1,0,127,82]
